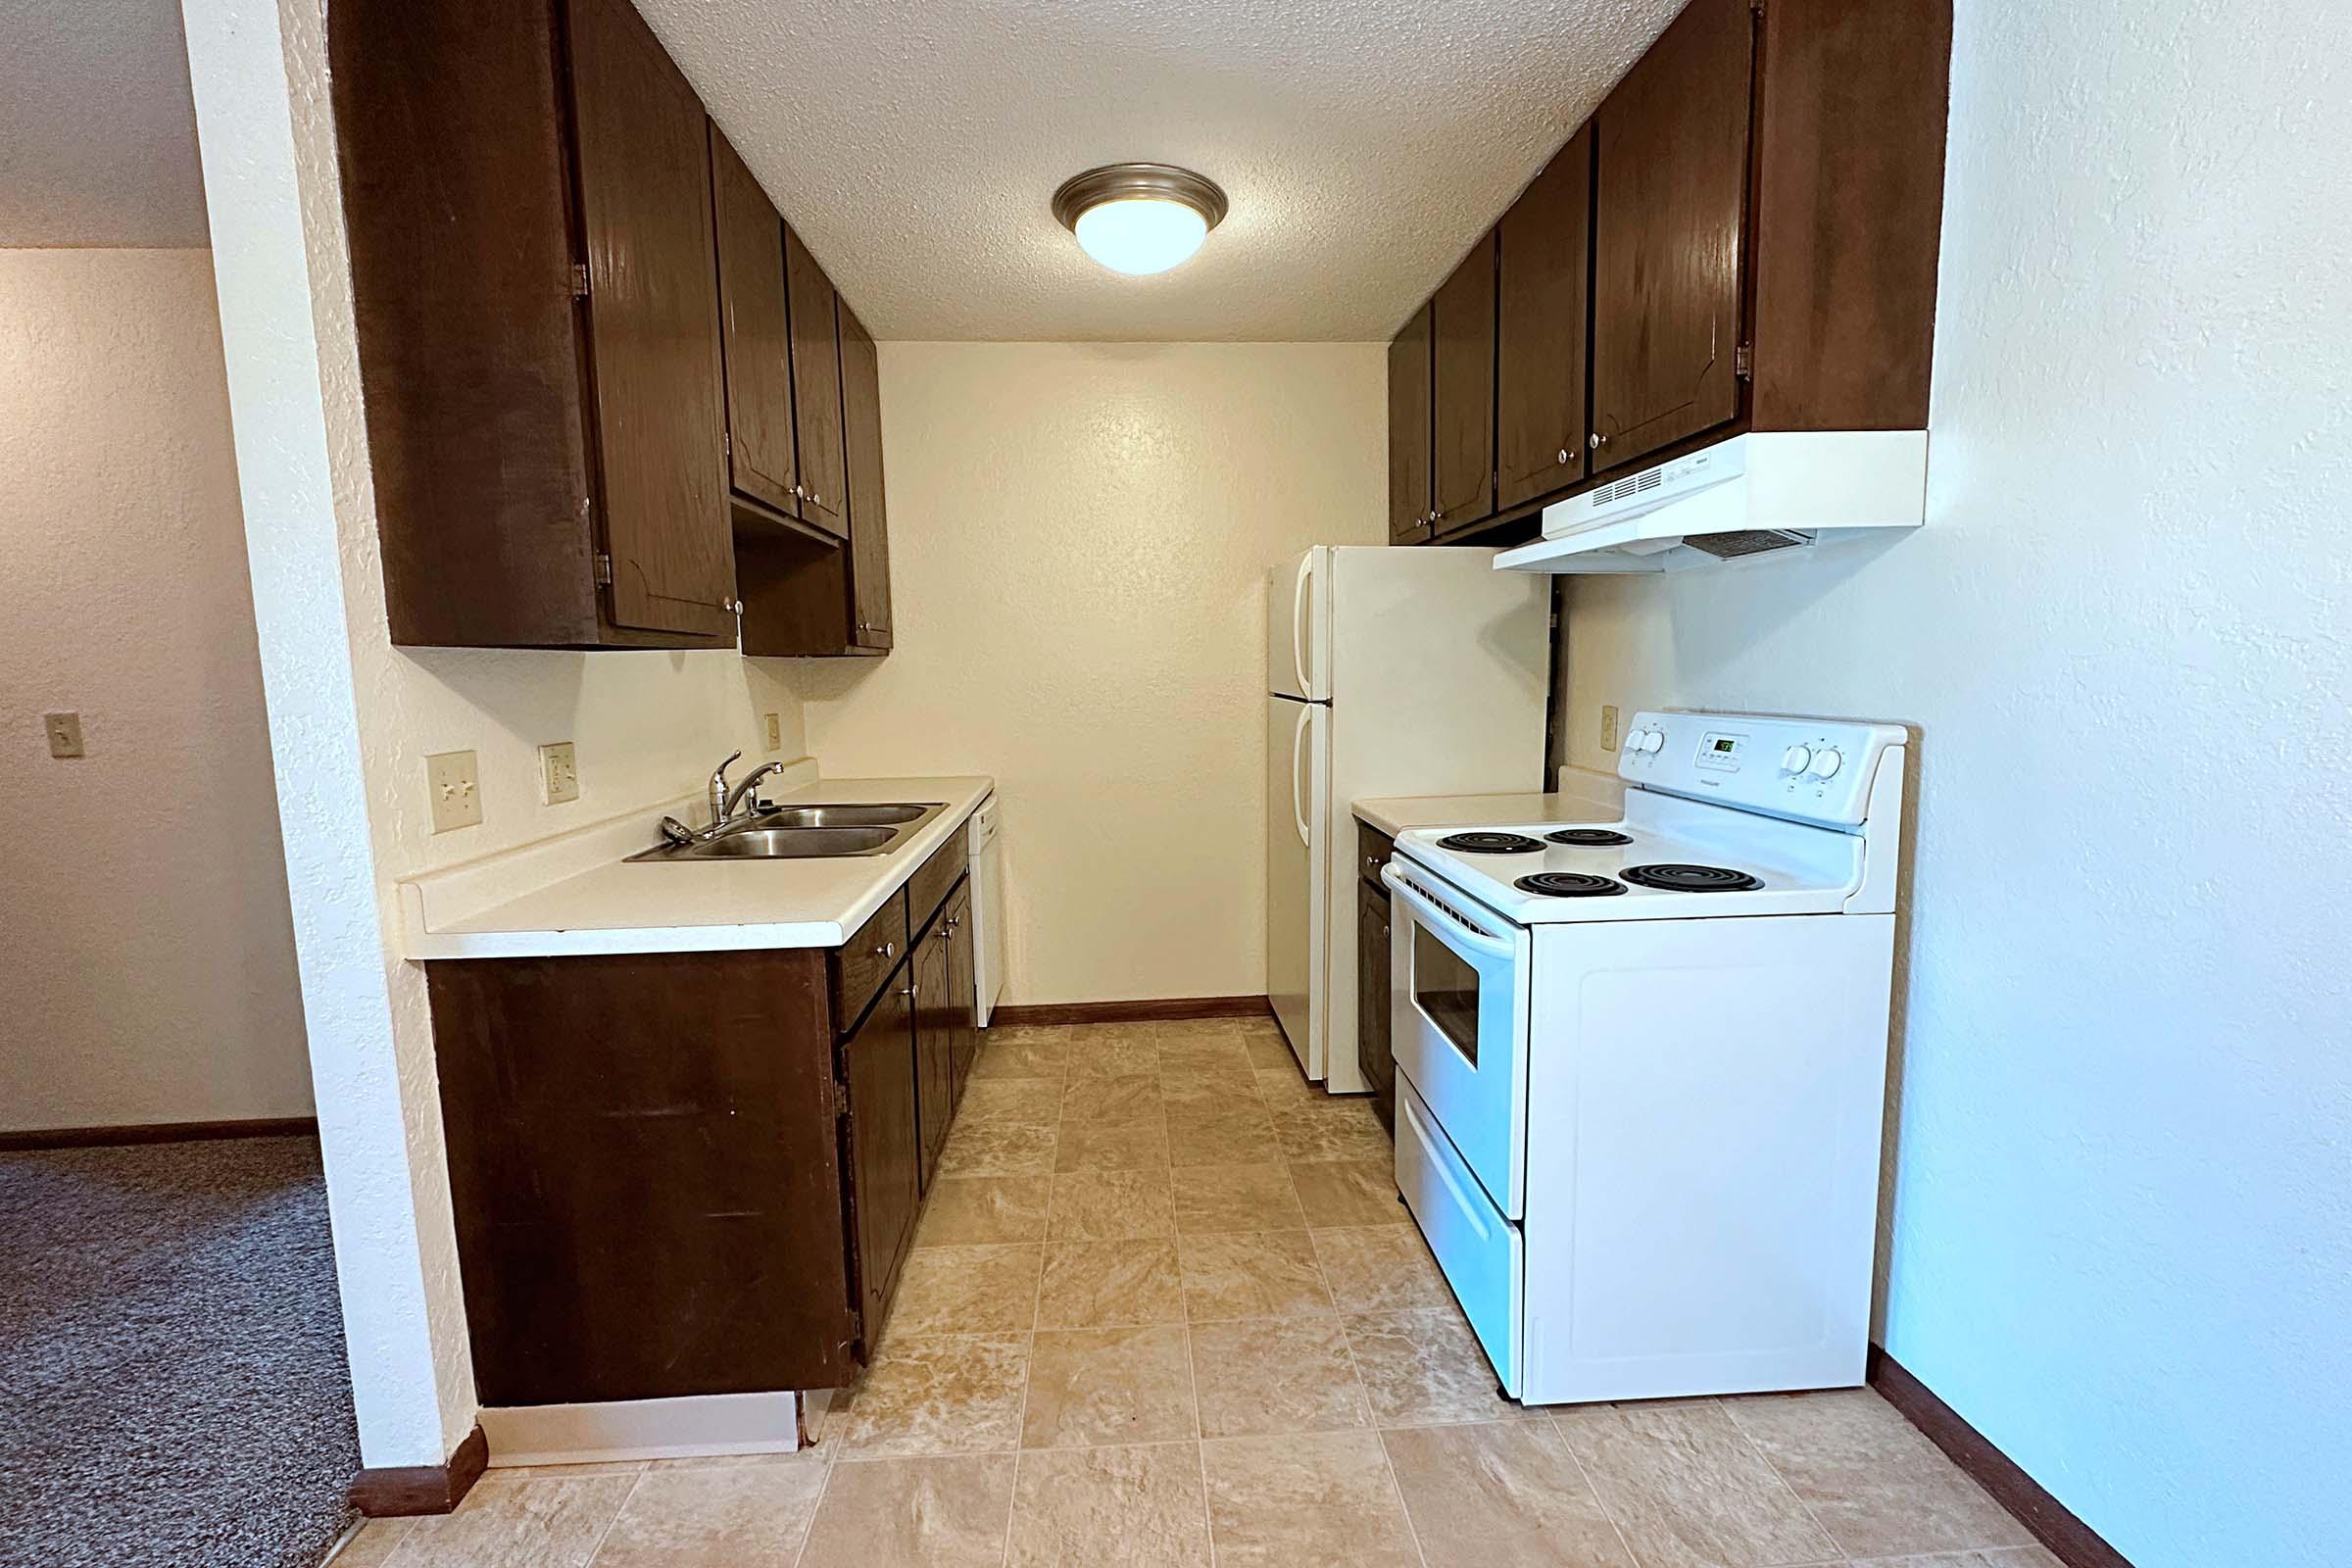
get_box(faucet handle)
[710,749,743,783]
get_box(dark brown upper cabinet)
[1589,0,1755,474]
[1743,0,1950,433]
[785,228,850,539]
[1386,304,1435,545]
[1495,127,1593,512]
[710,125,801,519]
[839,305,896,652]
[328,0,735,648]
[1383,0,1947,542]
[1430,232,1498,532]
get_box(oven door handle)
[1382,863,1515,961]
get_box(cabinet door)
[1430,231,1497,532]
[1590,0,1754,472]
[1356,881,1395,1134]
[566,0,734,639]
[1386,304,1433,545]
[945,884,979,1105]
[845,974,919,1348]
[709,125,799,515]
[913,923,956,1190]
[1495,127,1592,512]
[839,304,895,651]
[785,227,850,538]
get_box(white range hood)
[1494,430,1928,574]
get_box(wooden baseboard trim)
[1868,1346,2133,1568]
[988,996,1271,1028]
[349,1425,488,1517]
[0,1116,319,1152]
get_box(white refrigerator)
[1265,545,1549,1092]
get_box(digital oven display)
[1695,731,1746,771]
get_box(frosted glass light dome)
[1052,165,1229,278]
[1073,197,1209,275]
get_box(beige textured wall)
[0,248,312,1130]
[787,341,1385,1004]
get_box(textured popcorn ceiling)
[6,0,1680,325]
[0,0,211,246]
[645,0,1686,340]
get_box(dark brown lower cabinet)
[945,881,980,1101]
[915,876,979,1190]
[427,949,858,1404]
[1357,877,1396,1133]
[845,975,921,1342]
[426,842,973,1404]
[913,913,956,1189]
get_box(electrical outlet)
[1600,705,1620,754]
[426,749,483,833]
[762,712,782,753]
[538,741,579,805]
[43,711,85,759]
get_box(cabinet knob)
[1557,448,1571,465]
[877,940,896,959]
[900,982,919,999]
[1588,432,1606,450]
[810,492,824,506]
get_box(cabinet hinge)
[1749,0,1765,15]
[723,428,732,459]
[1734,342,1754,380]
[570,263,590,298]
[593,552,613,586]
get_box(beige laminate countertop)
[1351,768,1626,838]
[397,774,994,959]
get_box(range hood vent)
[1494,431,1927,575]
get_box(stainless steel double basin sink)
[626,802,946,862]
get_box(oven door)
[1382,859,1531,1218]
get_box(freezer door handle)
[1291,552,1314,698]
[1291,704,1312,847]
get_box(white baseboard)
[480,1390,804,1467]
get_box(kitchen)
[3,0,2340,1562]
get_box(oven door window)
[1413,921,1481,1065]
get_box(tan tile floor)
[333,1019,2052,1568]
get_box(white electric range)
[1383,710,1907,1405]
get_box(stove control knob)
[1807,747,1843,779]
[1634,728,1664,755]
[1780,745,1812,774]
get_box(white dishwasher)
[967,794,1005,1025]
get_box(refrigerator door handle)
[1291,552,1314,699]
[1291,704,1313,847]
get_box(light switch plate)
[538,741,579,805]
[762,712,782,753]
[1600,705,1620,754]
[426,749,483,832]
[44,711,85,759]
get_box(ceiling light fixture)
[1052,164,1229,276]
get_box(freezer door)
[1265,696,1327,1077]
[1264,548,1328,701]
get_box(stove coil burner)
[1545,828,1634,848]
[1515,871,1628,898]
[1438,832,1547,855]
[1620,863,1764,893]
